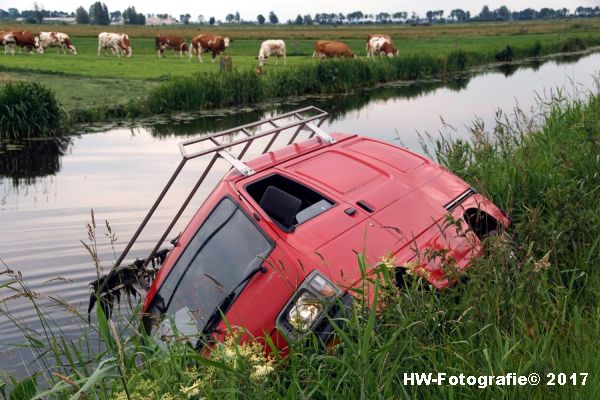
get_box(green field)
[0,20,599,127]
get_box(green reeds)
[0,82,64,141]
[146,35,600,116]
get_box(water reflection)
[0,137,73,187]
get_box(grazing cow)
[155,34,189,58]
[39,32,77,55]
[0,31,16,55]
[98,32,132,57]
[256,39,286,66]
[367,36,398,58]
[11,31,42,54]
[313,40,355,59]
[366,34,397,57]
[190,33,230,63]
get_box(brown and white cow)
[366,34,398,57]
[0,31,16,55]
[313,40,355,59]
[190,33,230,63]
[155,34,189,58]
[11,31,42,54]
[256,39,286,66]
[98,32,132,57]
[39,32,77,55]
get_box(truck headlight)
[278,271,341,337]
[288,291,324,332]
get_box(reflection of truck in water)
[89,106,508,352]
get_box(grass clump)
[0,82,64,140]
[495,45,515,62]
[560,37,587,53]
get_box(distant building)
[146,16,181,25]
[43,17,77,24]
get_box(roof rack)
[114,106,331,269]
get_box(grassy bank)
[0,20,600,129]
[145,36,599,115]
[1,78,599,398]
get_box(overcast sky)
[3,1,599,20]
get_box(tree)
[495,5,511,21]
[209,16,215,25]
[294,14,303,25]
[225,13,234,23]
[123,6,145,25]
[180,13,191,24]
[33,2,44,23]
[110,10,121,22]
[268,11,278,24]
[303,14,313,25]
[235,11,240,22]
[75,6,89,23]
[257,14,265,24]
[450,8,467,22]
[478,5,493,20]
[89,2,110,25]
[197,14,204,23]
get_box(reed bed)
[146,35,600,115]
[0,82,64,140]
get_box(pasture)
[0,19,599,122]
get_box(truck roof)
[229,133,472,287]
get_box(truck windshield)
[149,197,272,339]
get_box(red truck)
[90,106,508,351]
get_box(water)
[1,53,599,373]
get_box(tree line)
[1,4,600,26]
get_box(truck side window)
[246,174,335,231]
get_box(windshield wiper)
[200,265,267,340]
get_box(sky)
[2,0,599,21]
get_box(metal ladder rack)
[114,106,333,269]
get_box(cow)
[256,39,286,66]
[0,31,16,55]
[98,32,132,57]
[366,34,398,57]
[11,31,42,54]
[313,40,355,59]
[39,32,77,55]
[190,33,230,63]
[367,36,398,58]
[155,34,189,58]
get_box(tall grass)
[1,83,599,398]
[0,82,64,140]
[146,35,600,115]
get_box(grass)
[145,35,600,114]
[5,18,600,39]
[0,20,599,127]
[0,81,63,140]
[1,81,599,398]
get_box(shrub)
[495,45,514,62]
[447,50,469,71]
[560,37,586,53]
[0,82,63,140]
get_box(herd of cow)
[0,30,398,66]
